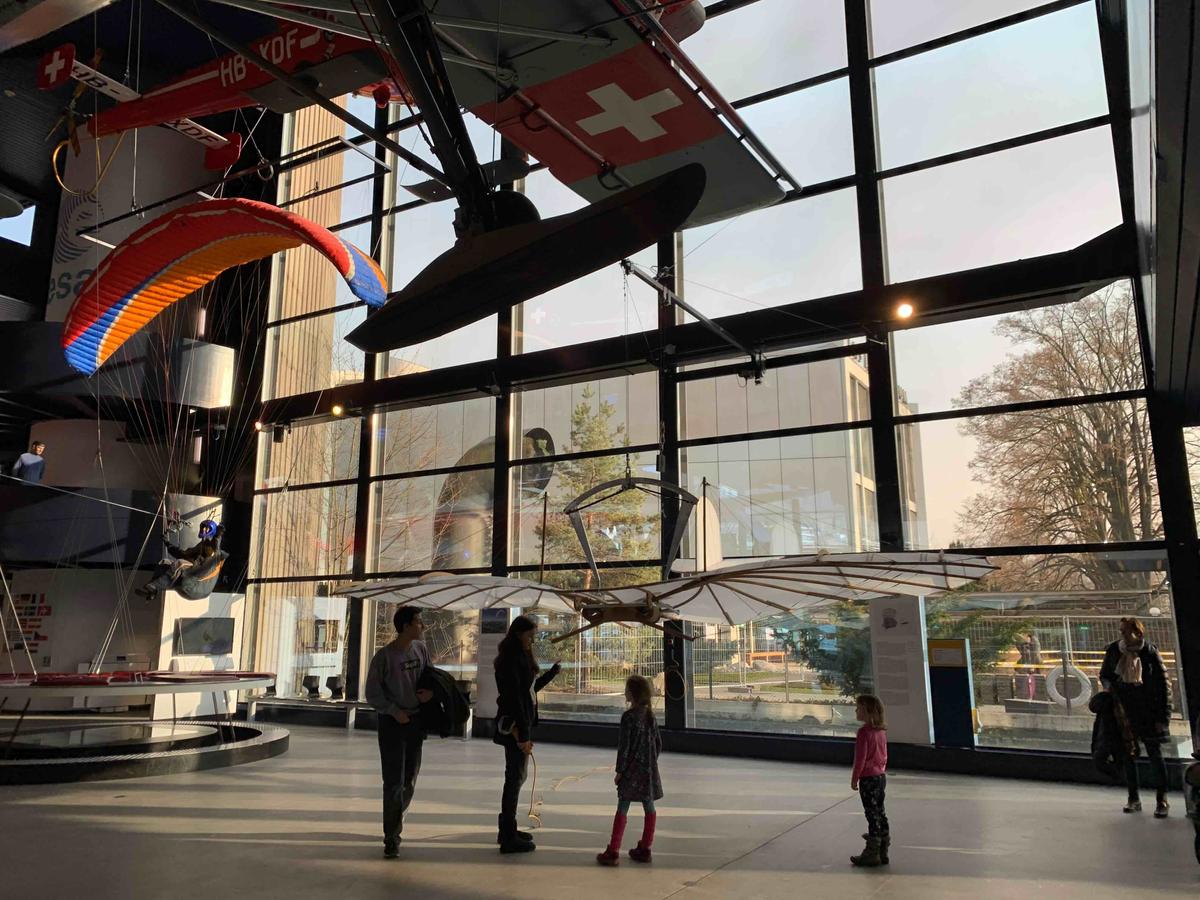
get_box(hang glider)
[338,552,997,642]
[61,198,387,375]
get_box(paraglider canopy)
[61,198,388,375]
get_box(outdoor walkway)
[1,724,1196,899]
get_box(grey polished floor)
[1,724,1196,899]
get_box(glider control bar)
[621,258,765,383]
[154,0,449,188]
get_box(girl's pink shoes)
[629,843,652,863]
[596,848,620,866]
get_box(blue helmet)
[198,519,219,539]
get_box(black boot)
[498,816,535,853]
[851,835,883,867]
[496,813,533,844]
[861,833,890,864]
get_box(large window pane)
[892,281,1144,416]
[251,484,356,579]
[923,550,1190,757]
[680,430,878,561]
[528,600,666,723]
[373,471,493,573]
[246,581,351,699]
[510,451,660,571]
[874,5,1108,169]
[257,418,360,489]
[689,606,870,737]
[684,0,847,100]
[680,188,861,318]
[263,306,367,400]
[900,399,1160,549]
[881,127,1121,282]
[514,173,657,353]
[739,78,853,185]
[868,0,1049,58]
[511,373,659,459]
[373,602,479,691]
[680,355,866,443]
[376,397,496,476]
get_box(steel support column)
[846,0,905,550]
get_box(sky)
[269,0,1126,553]
[0,205,34,245]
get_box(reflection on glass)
[689,603,870,737]
[257,418,360,489]
[373,602,479,689]
[922,552,1191,756]
[510,451,660,574]
[512,374,659,459]
[868,0,1049,57]
[684,0,847,100]
[738,78,853,186]
[373,471,493,573]
[892,281,1143,416]
[376,397,496,476]
[246,581,351,699]
[251,485,356,579]
[680,355,863,442]
[881,127,1122,283]
[874,4,1108,169]
[264,306,367,401]
[680,188,861,318]
[680,429,878,561]
[899,399,1159,550]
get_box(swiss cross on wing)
[38,44,76,90]
[475,43,723,185]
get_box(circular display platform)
[0,720,289,784]
[4,723,218,759]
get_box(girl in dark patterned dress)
[597,674,663,866]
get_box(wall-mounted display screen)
[174,617,235,656]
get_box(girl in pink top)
[850,694,889,868]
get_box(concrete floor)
[1,725,1196,899]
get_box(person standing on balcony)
[493,614,561,854]
[365,606,434,859]
[11,441,46,484]
[1016,631,1042,700]
[1100,616,1172,818]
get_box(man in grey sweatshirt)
[11,441,45,484]
[365,606,433,858]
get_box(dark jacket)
[494,652,560,743]
[417,665,471,738]
[1099,639,1171,741]
[1088,690,1129,780]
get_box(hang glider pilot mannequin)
[138,519,229,601]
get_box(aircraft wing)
[439,0,788,228]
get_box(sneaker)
[383,837,400,859]
[1123,800,1142,813]
[629,844,652,864]
[596,848,619,866]
[1154,799,1169,818]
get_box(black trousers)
[859,774,889,836]
[378,715,424,839]
[1123,739,1168,800]
[499,732,529,829]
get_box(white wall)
[30,419,162,490]
[0,568,159,710]
[152,590,246,719]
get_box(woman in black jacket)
[1099,616,1173,817]
[493,615,560,853]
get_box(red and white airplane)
[38,0,794,227]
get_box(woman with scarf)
[1100,616,1173,817]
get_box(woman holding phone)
[493,614,561,853]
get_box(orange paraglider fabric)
[62,198,387,374]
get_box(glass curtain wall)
[243,1,1192,753]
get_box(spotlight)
[272,424,286,444]
[254,421,264,432]
[896,302,914,320]
[331,403,345,417]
